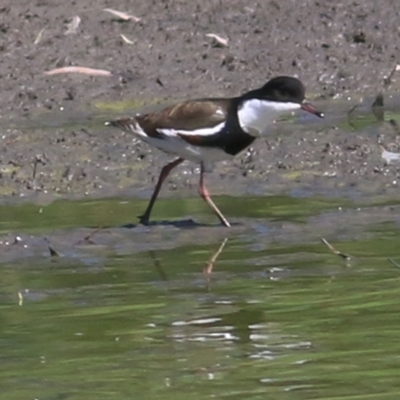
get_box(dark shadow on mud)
[120,218,241,229]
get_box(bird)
[107,76,324,227]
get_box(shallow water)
[1,196,400,399]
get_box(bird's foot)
[138,214,150,225]
[221,219,231,228]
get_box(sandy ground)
[1,0,400,204]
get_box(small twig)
[388,258,400,269]
[347,103,358,118]
[206,33,229,48]
[44,237,60,257]
[321,238,351,260]
[103,8,141,22]
[48,245,60,257]
[78,227,104,245]
[44,66,112,76]
[383,64,400,86]
[32,155,46,179]
[120,34,134,44]
[346,103,359,129]
[34,27,46,45]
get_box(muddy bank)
[1,0,400,204]
[1,196,399,265]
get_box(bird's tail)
[105,118,138,133]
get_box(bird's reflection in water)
[203,238,228,287]
[149,238,228,288]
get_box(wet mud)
[1,0,400,203]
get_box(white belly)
[144,135,233,165]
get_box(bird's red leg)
[139,158,184,225]
[198,163,231,227]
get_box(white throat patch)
[237,99,300,136]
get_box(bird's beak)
[301,101,324,118]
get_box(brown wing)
[136,99,230,138]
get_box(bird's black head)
[255,76,305,103]
[239,76,324,118]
